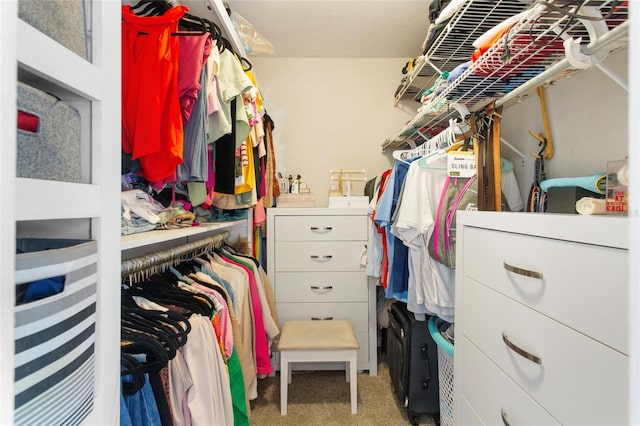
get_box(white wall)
[252,47,627,208]
[501,46,628,201]
[251,57,413,206]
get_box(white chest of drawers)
[266,207,377,375]
[454,212,629,425]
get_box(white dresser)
[454,212,629,425]
[266,207,377,375]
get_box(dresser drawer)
[274,215,367,241]
[275,241,366,272]
[463,226,628,354]
[276,302,369,333]
[462,278,628,425]
[459,394,483,426]
[460,336,559,426]
[274,271,368,302]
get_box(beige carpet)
[249,350,438,425]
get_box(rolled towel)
[576,197,607,215]
[540,173,607,194]
[617,163,629,186]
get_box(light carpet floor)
[248,351,438,425]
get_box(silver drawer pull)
[310,286,333,291]
[501,408,510,426]
[502,332,542,365]
[503,262,543,280]
[310,255,333,261]
[310,226,333,232]
[311,317,333,320]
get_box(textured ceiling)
[224,0,432,58]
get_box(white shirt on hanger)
[392,154,455,322]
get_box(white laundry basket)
[428,316,454,426]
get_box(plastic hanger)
[175,14,208,36]
[131,0,172,16]
[417,148,448,169]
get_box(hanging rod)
[121,231,230,278]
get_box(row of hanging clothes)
[121,0,281,247]
[120,232,279,426]
[367,105,524,324]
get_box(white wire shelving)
[385,0,629,151]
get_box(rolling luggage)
[386,301,440,425]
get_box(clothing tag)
[447,151,476,177]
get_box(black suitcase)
[387,301,440,425]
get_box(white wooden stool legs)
[277,320,360,416]
[280,351,290,415]
[279,349,358,415]
[349,351,357,414]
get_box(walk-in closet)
[1,0,637,425]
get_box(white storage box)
[328,196,369,208]
[277,193,314,208]
[14,238,98,426]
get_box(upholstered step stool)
[277,320,360,415]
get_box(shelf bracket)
[562,6,611,69]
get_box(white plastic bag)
[230,11,274,55]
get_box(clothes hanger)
[130,0,172,17]
[122,289,192,349]
[121,331,170,373]
[203,18,222,40]
[129,281,212,317]
[126,272,211,317]
[392,143,431,164]
[415,121,462,169]
[240,56,253,72]
[122,308,179,357]
[175,15,208,36]
[417,148,448,169]
[120,352,146,395]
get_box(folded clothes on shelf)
[209,208,249,222]
[445,74,509,100]
[501,66,546,93]
[473,32,565,79]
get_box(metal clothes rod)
[121,231,230,278]
[500,137,526,164]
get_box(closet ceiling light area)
[220,0,431,58]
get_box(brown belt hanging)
[470,114,485,211]
[487,103,503,212]
[472,101,503,211]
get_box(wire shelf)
[385,0,628,151]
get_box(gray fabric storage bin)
[17,82,82,183]
[14,238,97,426]
[18,0,89,60]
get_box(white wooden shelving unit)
[120,0,254,261]
[1,0,253,423]
[1,1,121,424]
[118,0,256,261]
